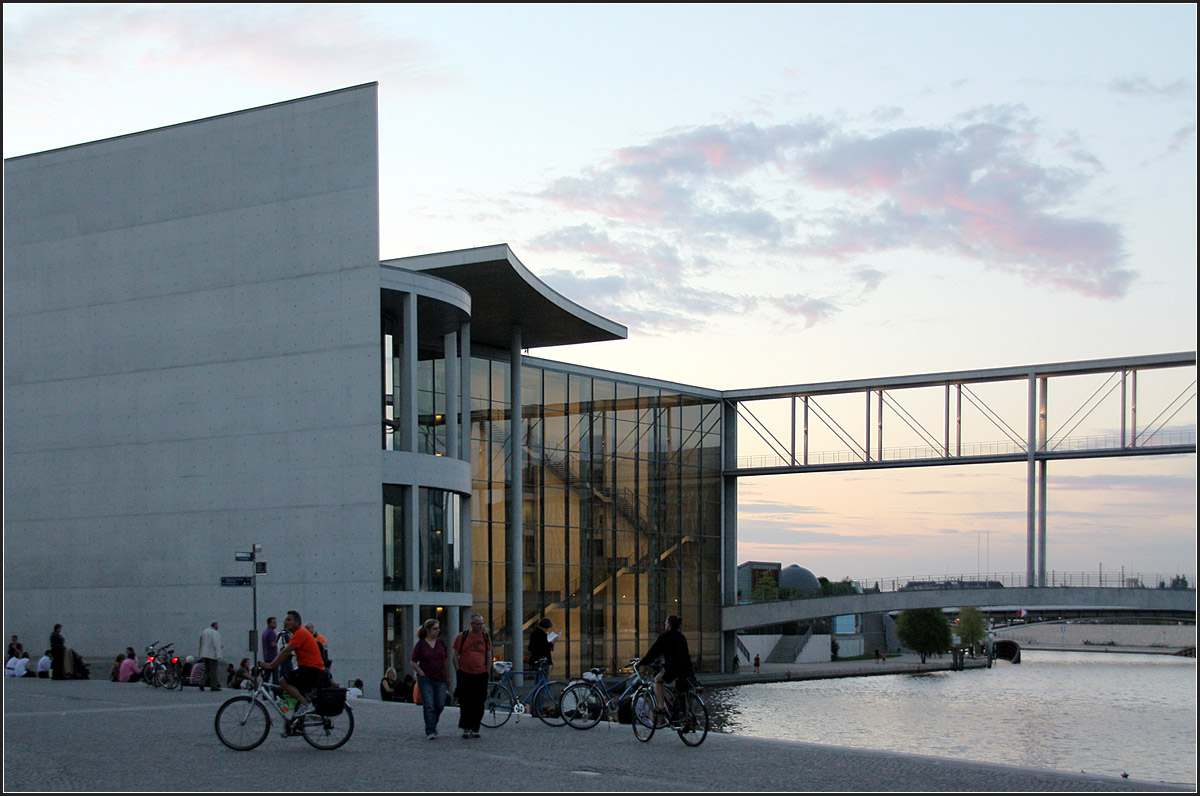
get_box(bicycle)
[630,665,709,746]
[214,665,354,751]
[141,642,178,688]
[481,658,568,728]
[558,657,648,730]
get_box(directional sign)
[235,551,255,562]
[254,561,267,575]
[221,576,253,587]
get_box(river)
[704,650,1196,786]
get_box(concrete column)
[1037,377,1048,587]
[408,485,421,596]
[459,321,473,602]
[445,330,459,460]
[721,398,739,671]
[400,292,418,452]
[508,326,524,671]
[460,321,472,461]
[1025,373,1036,586]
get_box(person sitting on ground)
[119,652,142,682]
[400,673,416,703]
[347,679,364,699]
[380,667,397,701]
[12,653,34,678]
[110,653,125,681]
[233,658,253,689]
[38,650,52,678]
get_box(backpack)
[317,639,331,669]
[457,630,491,662]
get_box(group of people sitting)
[5,636,47,678]
[108,647,144,682]
[378,667,417,703]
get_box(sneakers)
[293,702,314,718]
[470,731,481,738]
[426,732,437,740]
[462,731,471,739]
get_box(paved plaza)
[3,678,1191,792]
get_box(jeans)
[417,676,447,736]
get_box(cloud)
[530,106,1136,334]
[1109,76,1194,100]
[3,5,455,94]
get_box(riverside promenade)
[4,677,1190,792]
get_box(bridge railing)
[735,429,1196,470]
[743,571,1196,604]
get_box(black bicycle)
[631,663,709,746]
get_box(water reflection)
[704,652,1196,785]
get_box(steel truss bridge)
[722,352,1197,589]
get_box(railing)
[735,429,1196,470]
[740,571,1195,603]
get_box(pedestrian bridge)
[722,586,1197,631]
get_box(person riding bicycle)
[639,614,695,718]
[260,610,334,717]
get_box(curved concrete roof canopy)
[382,244,628,351]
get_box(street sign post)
[221,576,253,587]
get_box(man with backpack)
[451,614,492,739]
[305,621,332,672]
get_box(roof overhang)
[382,244,627,350]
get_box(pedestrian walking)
[452,614,492,739]
[754,653,760,673]
[411,618,448,739]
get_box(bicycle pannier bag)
[312,686,348,717]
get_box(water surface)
[705,651,1196,785]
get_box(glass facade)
[470,356,724,675]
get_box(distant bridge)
[722,586,1197,632]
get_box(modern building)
[4,84,726,680]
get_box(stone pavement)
[3,678,1192,792]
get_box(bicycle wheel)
[481,681,515,728]
[560,682,605,730]
[674,691,708,747]
[631,686,657,742]
[300,704,354,750]
[214,695,271,751]
[531,680,568,727]
[161,666,180,690]
[141,663,157,686]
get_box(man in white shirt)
[37,651,52,678]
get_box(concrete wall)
[4,85,383,682]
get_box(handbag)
[413,681,422,704]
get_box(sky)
[4,3,1196,583]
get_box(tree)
[750,579,779,602]
[896,608,953,663]
[956,606,988,653]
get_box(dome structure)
[779,564,821,595]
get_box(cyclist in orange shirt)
[261,610,334,717]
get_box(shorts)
[284,665,328,693]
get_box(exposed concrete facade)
[5,85,386,678]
